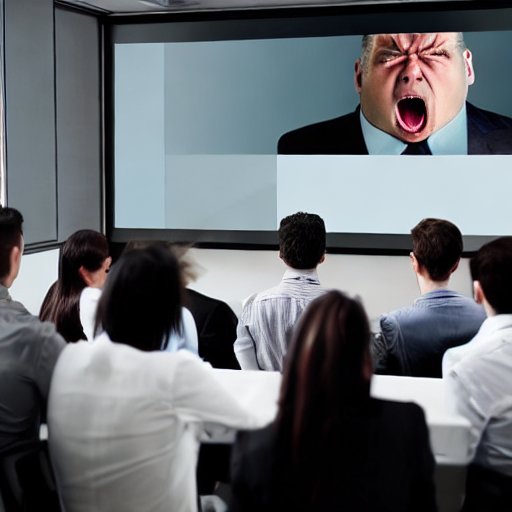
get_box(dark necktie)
[401,140,432,155]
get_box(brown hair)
[470,236,512,314]
[40,230,109,341]
[275,290,372,504]
[411,218,462,281]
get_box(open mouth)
[396,97,427,134]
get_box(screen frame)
[105,1,512,255]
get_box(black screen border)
[105,1,512,255]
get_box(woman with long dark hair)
[231,290,437,512]
[47,245,260,512]
[40,229,110,342]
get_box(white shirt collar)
[360,104,468,155]
[283,266,320,283]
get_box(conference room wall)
[2,0,102,246]
[13,248,474,323]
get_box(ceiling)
[57,0,449,16]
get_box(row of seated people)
[234,213,486,377]
[1,205,511,510]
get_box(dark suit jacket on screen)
[277,102,512,155]
[184,289,240,369]
[230,398,437,512]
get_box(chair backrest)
[462,463,512,512]
[0,440,61,512]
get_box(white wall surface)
[187,248,474,324]
[10,249,59,315]
[11,247,474,323]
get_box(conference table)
[208,369,472,466]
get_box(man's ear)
[78,266,95,287]
[473,280,484,304]
[318,253,325,265]
[463,49,475,86]
[354,59,363,93]
[410,251,420,274]
[10,245,21,277]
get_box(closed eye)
[377,50,403,63]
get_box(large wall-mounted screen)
[108,5,512,252]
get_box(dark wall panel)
[55,7,102,240]
[4,0,57,245]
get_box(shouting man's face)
[354,32,475,143]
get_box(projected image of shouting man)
[278,32,512,155]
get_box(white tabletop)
[209,369,471,465]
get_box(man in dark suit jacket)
[185,288,240,370]
[279,32,512,155]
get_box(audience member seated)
[169,243,240,369]
[0,206,65,452]
[231,290,437,511]
[443,237,512,511]
[121,240,199,354]
[374,218,485,377]
[39,229,111,342]
[234,211,326,371]
[47,245,261,512]
[186,288,240,368]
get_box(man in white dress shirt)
[443,237,512,510]
[234,212,326,371]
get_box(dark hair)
[275,290,371,503]
[411,218,462,281]
[470,237,512,314]
[124,239,195,285]
[40,230,109,342]
[278,212,326,269]
[0,206,24,281]
[95,245,183,351]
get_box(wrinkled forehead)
[371,32,460,52]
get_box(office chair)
[0,440,61,512]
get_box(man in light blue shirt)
[374,218,485,377]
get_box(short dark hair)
[95,245,183,351]
[40,229,109,342]
[0,206,24,281]
[470,237,512,314]
[278,212,326,269]
[411,218,463,281]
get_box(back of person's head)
[278,212,326,269]
[470,237,512,314]
[279,291,371,451]
[95,245,183,351]
[124,239,196,286]
[274,291,371,505]
[411,218,463,281]
[59,229,109,293]
[39,229,109,342]
[0,206,24,283]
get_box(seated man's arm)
[234,295,260,370]
[370,331,388,373]
[444,366,487,463]
[234,323,260,370]
[376,314,404,375]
